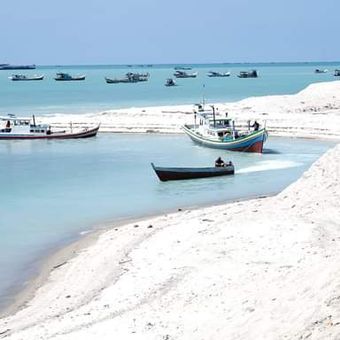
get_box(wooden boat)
[165,78,176,87]
[174,66,192,70]
[334,70,340,77]
[55,73,86,81]
[0,115,100,140]
[9,74,44,81]
[151,162,234,181]
[105,72,149,84]
[182,106,267,153]
[315,69,328,74]
[237,70,258,78]
[174,70,198,78]
[0,64,36,70]
[207,71,230,77]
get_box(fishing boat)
[174,66,192,70]
[105,72,149,84]
[174,70,198,78]
[334,70,340,77]
[315,69,328,74]
[165,78,176,87]
[151,162,234,181]
[207,71,230,77]
[0,115,99,140]
[54,72,86,81]
[0,64,36,70]
[237,70,258,78]
[9,74,44,81]
[182,106,267,153]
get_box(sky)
[0,0,339,65]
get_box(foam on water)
[237,160,302,174]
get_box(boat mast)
[32,115,36,127]
[211,105,216,128]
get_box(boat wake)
[236,160,302,174]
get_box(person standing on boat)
[252,120,260,131]
[215,157,225,167]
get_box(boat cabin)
[0,116,50,135]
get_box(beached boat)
[151,162,234,181]
[0,115,99,139]
[165,78,176,87]
[55,73,86,81]
[9,74,44,81]
[334,70,340,77]
[207,71,231,77]
[182,106,267,153]
[0,64,36,70]
[174,70,198,78]
[237,70,258,78]
[315,69,328,74]
[105,72,149,84]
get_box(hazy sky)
[1,0,339,65]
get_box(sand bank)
[39,80,340,139]
[1,144,339,339]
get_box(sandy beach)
[1,81,340,339]
[40,80,340,139]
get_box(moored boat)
[151,162,234,181]
[174,70,198,78]
[55,72,86,81]
[334,69,340,77]
[237,70,258,78]
[105,72,149,84]
[9,74,44,81]
[165,78,176,86]
[0,115,99,139]
[0,64,36,70]
[207,71,230,77]
[315,69,328,74]
[182,106,267,153]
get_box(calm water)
[0,134,335,310]
[0,62,340,115]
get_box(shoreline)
[1,143,339,339]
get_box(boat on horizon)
[182,105,267,153]
[0,64,36,70]
[237,70,258,78]
[9,74,44,81]
[151,162,234,181]
[207,71,231,77]
[315,69,328,74]
[105,72,150,84]
[0,115,99,139]
[54,72,86,81]
[174,70,198,78]
[174,66,192,70]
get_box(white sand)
[39,80,340,138]
[1,81,340,339]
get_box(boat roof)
[0,115,31,121]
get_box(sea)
[0,62,338,312]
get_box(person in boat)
[6,120,10,128]
[252,120,260,131]
[215,157,225,167]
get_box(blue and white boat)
[182,106,268,153]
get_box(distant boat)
[165,78,176,87]
[151,162,235,181]
[0,64,36,70]
[182,105,267,153]
[207,71,231,77]
[315,69,328,74]
[174,70,198,78]
[55,72,86,81]
[105,72,149,84]
[0,115,99,139]
[9,74,44,81]
[334,70,340,77]
[174,66,192,70]
[237,70,258,78]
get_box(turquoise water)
[0,62,340,115]
[0,135,335,310]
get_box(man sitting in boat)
[215,157,225,167]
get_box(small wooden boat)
[55,72,86,81]
[9,74,44,81]
[334,70,340,77]
[0,115,100,140]
[151,162,234,181]
[165,78,176,86]
[238,70,258,78]
[315,69,328,74]
[105,72,149,84]
[207,71,230,77]
[174,70,198,78]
